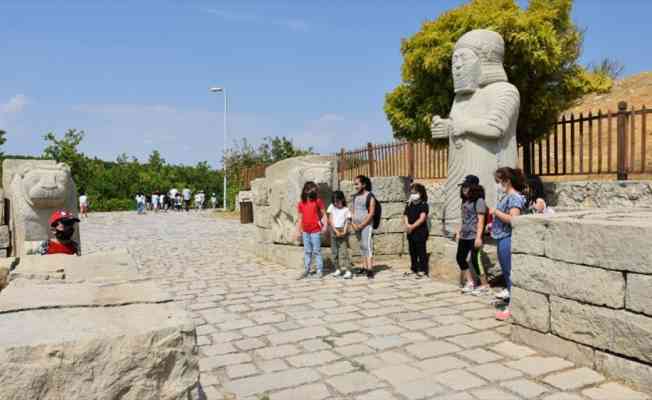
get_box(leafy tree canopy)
[384,0,613,145]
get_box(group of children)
[295,168,552,321]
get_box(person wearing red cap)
[37,210,81,256]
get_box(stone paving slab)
[82,212,651,400]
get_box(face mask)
[409,193,420,202]
[308,191,318,200]
[55,225,75,241]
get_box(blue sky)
[1,0,651,166]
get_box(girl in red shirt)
[295,181,326,279]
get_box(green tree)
[384,0,612,146]
[43,129,94,192]
[0,130,6,158]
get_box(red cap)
[48,210,80,227]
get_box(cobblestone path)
[83,212,649,400]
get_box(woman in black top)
[403,183,429,278]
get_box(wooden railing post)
[617,101,629,180]
[339,148,346,181]
[367,142,375,177]
[522,142,532,176]
[407,142,415,178]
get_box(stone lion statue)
[2,159,80,256]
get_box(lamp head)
[209,87,224,93]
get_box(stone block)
[510,325,595,367]
[594,351,652,392]
[512,254,625,308]
[545,180,652,209]
[348,233,406,257]
[3,159,80,257]
[251,178,270,206]
[512,215,547,255]
[626,273,652,316]
[264,155,337,245]
[340,177,410,203]
[0,280,172,313]
[543,367,605,390]
[253,205,273,229]
[543,209,652,274]
[380,202,407,219]
[551,296,652,364]
[0,303,198,400]
[510,287,550,332]
[374,217,405,234]
[582,382,650,400]
[255,227,273,244]
[12,249,139,283]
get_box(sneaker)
[297,272,309,280]
[366,269,375,279]
[495,308,511,321]
[416,271,425,279]
[332,269,342,277]
[403,271,415,277]
[471,286,490,296]
[461,282,476,294]
[494,288,510,300]
[343,271,353,279]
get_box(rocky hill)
[567,71,652,115]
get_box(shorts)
[355,225,374,258]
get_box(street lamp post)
[210,87,228,210]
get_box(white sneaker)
[332,269,342,277]
[494,288,510,300]
[461,282,475,294]
[343,271,352,279]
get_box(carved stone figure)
[431,29,520,234]
[264,155,337,245]
[2,159,80,256]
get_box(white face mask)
[409,193,420,202]
[496,182,506,197]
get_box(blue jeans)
[496,236,512,296]
[302,232,323,274]
[137,203,145,214]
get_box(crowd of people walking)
[135,189,219,214]
[294,168,553,321]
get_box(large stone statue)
[431,29,520,235]
[2,159,80,256]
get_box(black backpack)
[366,193,382,230]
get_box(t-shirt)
[460,198,487,240]
[152,194,159,204]
[182,189,191,200]
[327,204,351,229]
[404,201,429,240]
[79,195,88,206]
[297,199,325,234]
[352,192,370,225]
[491,192,526,240]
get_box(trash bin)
[240,201,254,224]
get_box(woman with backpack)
[455,175,490,295]
[351,175,378,279]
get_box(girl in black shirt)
[403,183,429,278]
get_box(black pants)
[408,236,428,274]
[456,238,485,277]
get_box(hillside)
[567,71,652,115]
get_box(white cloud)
[1,94,29,115]
[203,8,309,32]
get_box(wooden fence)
[338,101,651,181]
[239,164,267,190]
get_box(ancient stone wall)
[0,250,200,399]
[340,176,410,257]
[0,189,10,257]
[511,209,652,391]
[544,180,652,209]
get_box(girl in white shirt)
[327,190,353,279]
